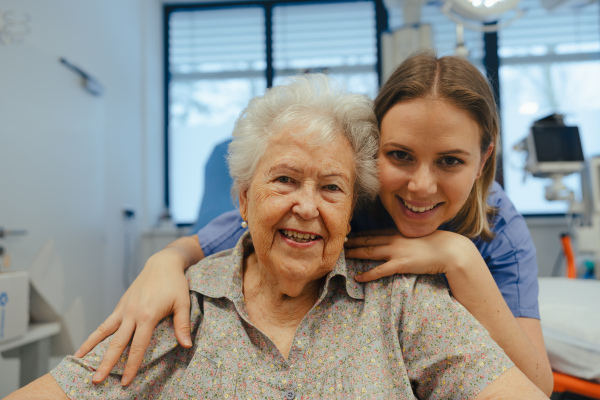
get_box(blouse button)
[284,389,296,399]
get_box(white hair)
[227,73,379,207]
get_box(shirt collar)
[322,248,365,300]
[188,231,364,301]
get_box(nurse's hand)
[345,228,479,282]
[73,247,194,386]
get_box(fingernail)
[92,371,102,383]
[121,375,129,386]
[73,349,82,358]
[184,337,192,347]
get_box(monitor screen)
[532,125,584,163]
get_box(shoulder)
[479,181,536,256]
[196,210,247,257]
[487,181,527,236]
[186,247,237,297]
[478,182,540,318]
[391,273,452,302]
[345,256,450,300]
[345,257,384,277]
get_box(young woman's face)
[377,98,492,238]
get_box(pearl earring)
[241,221,248,228]
[344,237,348,243]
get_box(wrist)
[148,247,189,273]
[440,234,480,277]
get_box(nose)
[407,163,437,196]
[292,185,320,220]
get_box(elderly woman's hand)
[346,229,479,282]
[73,244,196,386]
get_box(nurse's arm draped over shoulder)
[74,52,552,395]
[7,72,546,399]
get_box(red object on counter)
[560,233,577,279]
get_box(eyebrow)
[321,172,351,180]
[438,149,472,157]
[269,163,351,180]
[270,163,302,174]
[383,143,473,157]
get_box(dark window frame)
[162,0,388,214]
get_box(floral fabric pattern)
[51,232,514,399]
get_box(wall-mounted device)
[59,58,104,97]
[522,114,585,203]
[525,120,585,178]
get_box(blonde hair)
[375,51,499,241]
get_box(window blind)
[273,1,377,73]
[166,1,381,223]
[169,7,266,77]
[499,0,599,61]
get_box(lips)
[400,197,440,213]
[281,229,321,243]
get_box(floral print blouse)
[51,232,514,399]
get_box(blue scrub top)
[189,139,235,234]
[196,181,540,319]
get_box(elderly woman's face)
[239,130,355,296]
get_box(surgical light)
[441,0,524,32]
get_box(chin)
[399,225,437,238]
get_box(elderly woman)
[8,74,546,399]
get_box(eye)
[276,176,293,184]
[439,156,464,166]
[388,150,411,161]
[324,184,340,192]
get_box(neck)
[243,252,323,326]
[242,252,324,359]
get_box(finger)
[345,244,392,261]
[74,315,122,358]
[120,324,154,386]
[345,235,394,249]
[354,261,402,282]
[91,321,136,384]
[172,300,193,348]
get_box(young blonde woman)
[76,52,553,395]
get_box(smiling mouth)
[281,229,321,243]
[401,198,440,213]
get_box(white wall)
[0,0,161,395]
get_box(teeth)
[282,229,318,242]
[403,200,436,213]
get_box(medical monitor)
[526,124,585,177]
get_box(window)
[498,0,600,214]
[272,2,378,97]
[165,1,380,224]
[166,0,599,221]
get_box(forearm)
[445,242,553,396]
[474,366,548,399]
[5,374,69,400]
[162,234,205,272]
